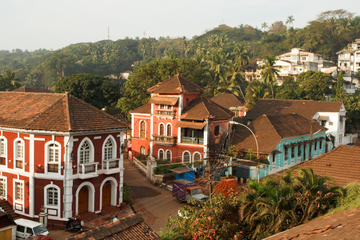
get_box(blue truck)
[172,179,209,203]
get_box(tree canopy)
[54,73,121,109]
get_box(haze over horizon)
[1,0,359,51]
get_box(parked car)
[172,179,209,203]
[14,219,49,240]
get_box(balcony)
[103,158,120,174]
[154,109,175,118]
[181,136,204,145]
[152,134,177,147]
[78,162,99,179]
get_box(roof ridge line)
[25,94,66,129]
[262,114,282,139]
[65,93,73,131]
[210,97,235,117]
[201,97,211,119]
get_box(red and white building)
[129,75,234,163]
[0,92,128,222]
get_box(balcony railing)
[181,136,204,144]
[152,134,177,147]
[78,162,99,178]
[155,109,175,117]
[103,158,120,174]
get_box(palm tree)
[260,55,281,98]
[286,15,295,28]
[232,43,250,67]
[4,69,21,88]
[261,22,268,32]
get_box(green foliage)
[296,71,332,100]
[245,80,270,110]
[335,71,346,100]
[153,164,185,175]
[332,92,360,132]
[0,69,21,91]
[275,76,298,99]
[122,183,132,204]
[327,182,360,215]
[54,73,121,109]
[163,167,342,239]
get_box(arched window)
[159,124,165,135]
[166,150,172,161]
[104,138,114,160]
[48,143,60,173]
[140,146,145,156]
[167,124,172,136]
[194,153,201,162]
[183,151,190,164]
[47,187,58,206]
[79,140,91,164]
[15,140,24,169]
[140,121,146,138]
[0,138,6,166]
[159,149,164,159]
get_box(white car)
[14,218,49,240]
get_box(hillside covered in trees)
[1,9,359,90]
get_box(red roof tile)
[211,93,245,109]
[266,207,360,240]
[231,114,327,154]
[147,74,204,94]
[181,95,234,121]
[292,145,360,186]
[129,102,151,114]
[12,87,54,93]
[67,214,161,240]
[0,92,128,132]
[245,99,343,121]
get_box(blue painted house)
[231,114,328,180]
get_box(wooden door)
[78,186,89,213]
[102,181,111,207]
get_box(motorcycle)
[65,217,83,232]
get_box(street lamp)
[229,120,260,182]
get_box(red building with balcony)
[130,75,234,163]
[0,91,128,223]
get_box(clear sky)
[0,0,359,51]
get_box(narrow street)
[123,158,183,233]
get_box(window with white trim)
[183,152,191,164]
[104,138,114,160]
[79,140,91,164]
[194,153,201,161]
[48,143,60,173]
[159,149,164,159]
[15,181,23,202]
[167,124,172,136]
[166,150,171,161]
[140,121,146,138]
[47,187,58,206]
[0,138,6,165]
[15,140,24,169]
[159,124,165,136]
[0,178,6,198]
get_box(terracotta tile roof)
[12,86,54,93]
[266,207,360,240]
[210,93,245,109]
[148,96,179,105]
[292,145,360,186]
[245,99,343,122]
[147,74,204,94]
[181,95,234,121]
[231,114,327,154]
[175,121,207,129]
[0,92,128,132]
[67,214,161,240]
[129,102,151,114]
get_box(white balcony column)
[150,103,154,156]
[63,136,73,219]
[178,127,181,143]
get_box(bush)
[122,183,132,204]
[153,164,186,175]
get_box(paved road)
[124,158,183,232]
